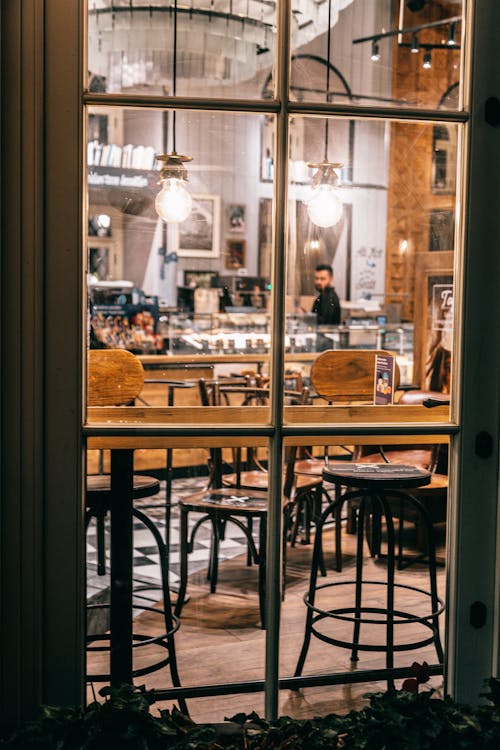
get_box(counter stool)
[86,348,186,713]
[85,473,187,715]
[294,462,444,689]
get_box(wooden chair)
[172,382,321,626]
[86,350,186,712]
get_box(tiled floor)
[86,477,258,604]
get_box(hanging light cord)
[172,0,178,152]
[324,0,332,161]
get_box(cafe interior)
[81,0,468,722]
[2,0,497,733]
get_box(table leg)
[110,448,134,685]
[258,514,267,629]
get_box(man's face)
[314,270,332,292]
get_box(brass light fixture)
[305,0,343,229]
[155,0,193,224]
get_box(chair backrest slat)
[88,349,145,406]
[310,349,401,403]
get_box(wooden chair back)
[88,349,145,407]
[310,349,401,404]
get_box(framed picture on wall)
[225,238,246,270]
[429,209,455,251]
[177,194,221,258]
[413,251,454,392]
[227,204,246,233]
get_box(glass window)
[284,117,457,419]
[86,107,275,419]
[84,0,466,718]
[290,0,463,111]
[88,0,277,99]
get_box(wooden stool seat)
[86,474,160,503]
[222,470,321,492]
[294,459,325,477]
[323,462,431,490]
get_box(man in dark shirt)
[311,263,341,325]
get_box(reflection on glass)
[86,108,275,365]
[289,0,463,110]
[87,0,276,99]
[284,117,458,398]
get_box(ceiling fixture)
[370,40,381,62]
[352,15,461,55]
[423,50,432,69]
[447,22,457,46]
[155,0,192,224]
[305,0,343,229]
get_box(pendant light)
[155,0,193,224]
[305,0,343,229]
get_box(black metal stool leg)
[175,506,189,617]
[351,495,366,663]
[133,507,188,715]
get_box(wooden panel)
[283,435,449,447]
[88,349,144,406]
[87,436,269,449]
[86,447,209,473]
[310,350,400,403]
[87,403,450,426]
[285,404,450,424]
[87,405,269,424]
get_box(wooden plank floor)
[87,520,446,723]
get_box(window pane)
[88,0,276,99]
[289,0,463,111]
[86,440,269,717]
[86,107,275,418]
[284,116,457,416]
[280,439,447,717]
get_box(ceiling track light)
[423,50,432,69]
[410,33,419,53]
[447,22,457,46]
[371,39,381,62]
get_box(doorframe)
[1,0,499,725]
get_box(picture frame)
[413,251,454,392]
[429,208,455,251]
[176,193,221,258]
[183,270,219,289]
[225,238,246,270]
[227,204,246,233]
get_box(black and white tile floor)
[86,477,257,604]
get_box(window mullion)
[265,0,292,722]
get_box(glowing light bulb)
[370,41,380,62]
[307,183,343,228]
[155,178,192,223]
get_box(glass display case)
[157,309,414,380]
[158,311,317,355]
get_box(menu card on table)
[374,353,395,405]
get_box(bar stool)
[86,349,187,714]
[85,476,186,713]
[294,462,444,689]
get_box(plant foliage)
[3,679,500,749]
